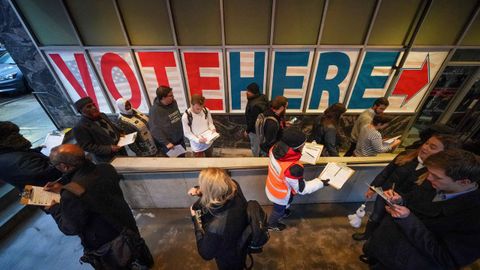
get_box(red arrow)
[392,56,430,104]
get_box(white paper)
[24,186,61,206]
[166,144,186,157]
[117,132,137,147]
[200,130,220,144]
[369,186,395,207]
[384,135,401,144]
[319,162,355,190]
[41,133,65,156]
[300,142,324,165]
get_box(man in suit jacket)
[362,149,480,270]
[73,97,126,163]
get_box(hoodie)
[148,98,184,150]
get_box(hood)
[272,141,302,162]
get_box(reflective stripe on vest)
[266,149,302,199]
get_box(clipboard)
[20,185,61,206]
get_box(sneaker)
[282,209,292,218]
[268,222,286,231]
[352,232,368,241]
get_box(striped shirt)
[354,125,392,157]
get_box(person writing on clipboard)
[182,94,218,157]
[265,128,330,231]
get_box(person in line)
[116,98,157,157]
[244,82,268,157]
[148,86,185,156]
[0,121,62,191]
[73,97,125,163]
[182,94,216,157]
[188,168,248,270]
[259,96,288,157]
[345,97,390,156]
[265,128,330,231]
[352,134,458,241]
[354,115,401,157]
[45,144,153,269]
[362,149,480,270]
[311,103,347,156]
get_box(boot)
[352,220,379,241]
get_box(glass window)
[65,0,126,46]
[368,0,422,46]
[451,49,480,62]
[273,0,324,45]
[14,0,78,46]
[170,0,221,46]
[224,0,271,45]
[446,77,480,130]
[321,0,376,45]
[117,0,174,46]
[409,66,478,142]
[414,0,477,46]
[461,15,480,46]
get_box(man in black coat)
[0,121,61,191]
[259,96,288,156]
[244,82,268,157]
[362,149,480,270]
[45,144,153,269]
[73,97,126,163]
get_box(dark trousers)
[370,195,387,223]
[268,195,294,226]
[344,142,357,157]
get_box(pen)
[305,151,315,158]
[391,182,395,193]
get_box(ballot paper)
[318,162,355,190]
[20,185,60,206]
[166,144,187,157]
[200,130,220,144]
[300,142,324,165]
[117,132,137,147]
[369,186,395,207]
[41,132,65,156]
[384,135,401,144]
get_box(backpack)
[185,107,209,132]
[238,200,270,269]
[255,113,279,146]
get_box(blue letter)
[348,51,400,109]
[271,51,310,110]
[309,52,350,109]
[229,51,265,110]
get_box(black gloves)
[321,179,330,186]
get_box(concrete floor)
[2,203,479,270]
[0,204,370,270]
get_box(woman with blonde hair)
[352,133,459,241]
[188,168,248,270]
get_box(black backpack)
[185,107,209,132]
[255,113,278,146]
[238,200,270,269]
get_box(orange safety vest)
[266,149,303,199]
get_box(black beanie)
[74,97,93,113]
[246,82,260,95]
[281,128,306,149]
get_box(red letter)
[137,52,176,86]
[49,53,99,106]
[183,52,223,110]
[100,53,142,108]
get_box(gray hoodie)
[148,98,184,148]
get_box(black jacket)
[48,161,138,250]
[73,114,124,163]
[370,151,427,194]
[192,181,248,270]
[245,94,268,134]
[365,186,480,270]
[0,148,62,191]
[260,109,284,153]
[311,120,341,156]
